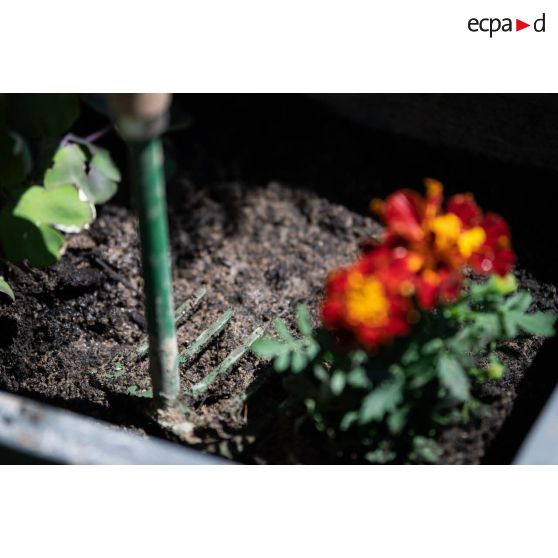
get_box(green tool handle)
[129,138,179,406]
[109,94,179,407]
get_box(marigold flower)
[321,247,415,350]
[372,179,516,308]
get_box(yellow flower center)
[430,213,462,251]
[345,272,389,327]
[457,226,486,257]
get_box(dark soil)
[0,94,557,463]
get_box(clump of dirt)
[0,179,555,463]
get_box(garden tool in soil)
[108,93,179,408]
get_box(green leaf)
[90,149,121,182]
[8,94,79,137]
[274,350,290,372]
[346,367,371,389]
[387,406,409,435]
[251,337,283,359]
[422,338,444,355]
[296,304,313,336]
[44,144,88,190]
[488,273,518,295]
[474,313,501,340]
[274,319,295,342]
[340,411,359,431]
[44,144,120,205]
[313,363,329,382]
[330,369,346,395]
[291,351,308,373]
[514,312,556,337]
[437,353,470,401]
[0,185,93,267]
[359,378,403,424]
[0,132,32,188]
[0,276,15,301]
[85,150,120,204]
[412,436,442,463]
[305,338,320,360]
[12,184,93,232]
[503,291,532,313]
[503,312,519,338]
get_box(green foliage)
[0,94,121,276]
[252,306,320,373]
[45,142,120,205]
[0,276,14,301]
[251,275,556,463]
[0,184,94,267]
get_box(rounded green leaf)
[90,149,121,182]
[85,166,118,204]
[12,184,94,232]
[44,144,87,190]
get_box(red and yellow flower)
[372,179,515,308]
[321,180,516,351]
[321,246,417,350]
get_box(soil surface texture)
[1,94,557,463]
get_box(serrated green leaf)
[359,379,403,424]
[514,312,556,337]
[296,304,313,336]
[251,337,284,359]
[437,353,470,401]
[0,276,15,301]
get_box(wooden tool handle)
[108,93,172,141]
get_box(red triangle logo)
[516,19,530,31]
